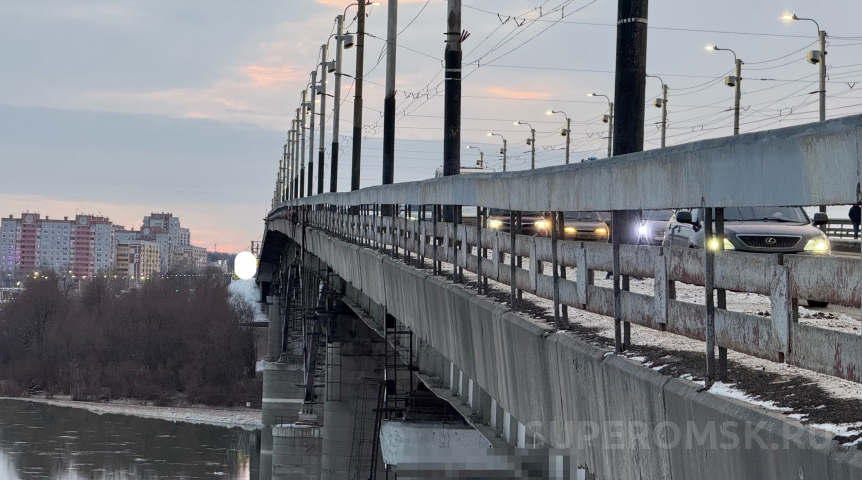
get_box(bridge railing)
[269,115,862,385]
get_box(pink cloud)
[243,65,303,85]
[484,86,552,100]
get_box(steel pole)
[350,0,366,191]
[607,102,614,158]
[733,59,741,136]
[502,139,507,172]
[307,70,317,196]
[382,0,398,188]
[331,15,345,193]
[318,45,328,195]
[660,84,668,148]
[530,129,536,169]
[565,117,571,164]
[819,29,827,122]
[442,0,461,222]
[300,92,307,198]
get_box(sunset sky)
[2,0,861,252]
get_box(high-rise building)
[0,213,114,281]
[140,212,191,272]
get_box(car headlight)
[708,238,735,251]
[637,225,648,235]
[488,219,503,230]
[534,220,550,230]
[564,226,577,234]
[804,237,830,253]
[595,227,608,235]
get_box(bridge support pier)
[267,295,283,362]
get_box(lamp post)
[547,110,571,164]
[708,46,743,136]
[588,93,613,157]
[784,14,826,122]
[487,132,507,172]
[647,75,668,148]
[514,121,536,169]
[465,146,484,168]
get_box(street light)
[487,132,508,172]
[514,121,536,169]
[646,75,668,148]
[588,93,613,158]
[707,45,743,136]
[783,13,827,123]
[465,146,485,168]
[547,110,571,164]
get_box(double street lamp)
[514,121,536,169]
[588,93,613,158]
[465,146,485,168]
[487,132,508,172]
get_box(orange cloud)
[484,86,552,100]
[243,65,302,86]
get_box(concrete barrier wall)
[291,228,862,479]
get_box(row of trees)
[0,269,259,406]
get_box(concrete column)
[268,295,283,362]
[322,315,386,480]
[503,411,518,446]
[459,370,469,404]
[476,386,492,424]
[273,424,322,480]
[491,399,504,437]
[262,363,305,426]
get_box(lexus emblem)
[765,237,778,245]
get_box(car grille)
[737,235,801,248]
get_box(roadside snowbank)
[1,397,262,430]
[229,278,268,323]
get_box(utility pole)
[733,58,742,136]
[611,0,648,355]
[443,0,462,222]
[488,132,506,171]
[382,0,398,188]
[331,15,346,193]
[529,128,535,169]
[351,0,367,191]
[607,102,614,157]
[293,112,300,198]
[282,143,288,202]
[564,117,571,164]
[660,84,668,147]
[317,44,329,195]
[300,92,307,198]
[307,70,317,197]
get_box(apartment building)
[172,245,208,272]
[115,240,160,280]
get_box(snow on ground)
[229,278,268,323]
[1,397,262,429]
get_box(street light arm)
[711,46,738,63]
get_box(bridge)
[256,115,862,479]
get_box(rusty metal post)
[612,211,623,353]
[509,210,516,308]
[716,207,728,380]
[704,207,716,383]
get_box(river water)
[0,399,260,479]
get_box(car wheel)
[806,299,829,308]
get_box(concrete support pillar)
[272,424,322,479]
[503,411,518,446]
[476,386,492,424]
[491,399,504,437]
[268,295,283,362]
[445,361,454,392]
[458,370,469,405]
[322,316,386,480]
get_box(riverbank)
[0,396,262,430]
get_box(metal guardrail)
[825,219,859,239]
[265,115,862,386]
[269,207,862,386]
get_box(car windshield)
[643,209,673,221]
[723,207,809,223]
[564,211,602,221]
